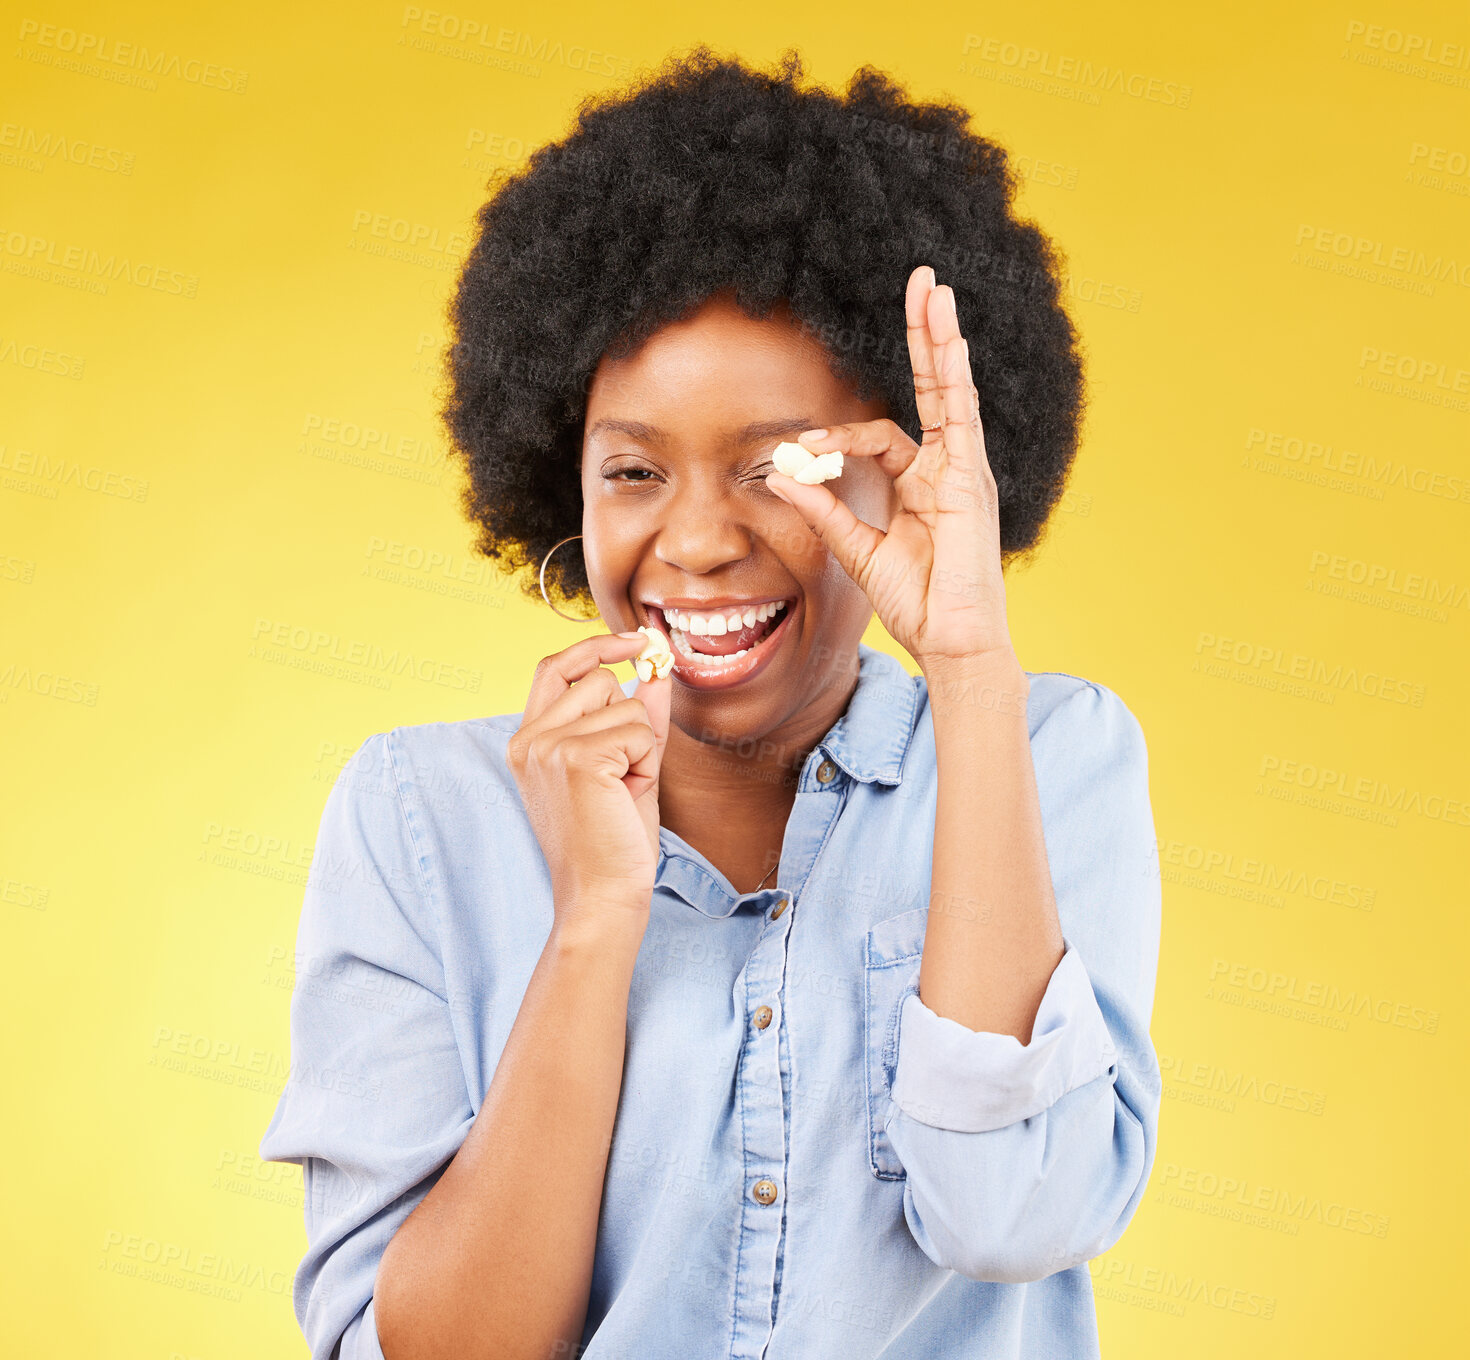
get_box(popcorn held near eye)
[771,439,845,484]
[764,268,1017,675]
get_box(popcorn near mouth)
[633,625,674,681]
[772,440,843,485]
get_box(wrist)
[921,650,1030,720]
[548,906,649,957]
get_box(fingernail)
[616,630,643,638]
[924,266,936,287]
[798,428,828,445]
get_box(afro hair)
[440,44,1086,614]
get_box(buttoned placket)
[726,748,850,1360]
[727,878,792,1357]
[643,651,917,1359]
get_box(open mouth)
[644,596,799,690]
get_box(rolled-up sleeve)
[884,680,1163,1285]
[259,732,475,1359]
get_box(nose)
[652,483,759,576]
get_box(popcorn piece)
[795,450,844,485]
[772,441,812,477]
[633,625,674,682]
[771,440,843,485]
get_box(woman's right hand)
[506,631,673,931]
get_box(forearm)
[374,909,646,1360]
[921,653,1063,1042]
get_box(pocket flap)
[863,905,927,966]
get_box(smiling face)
[580,288,895,750]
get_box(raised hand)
[764,265,1016,673]
[505,633,672,927]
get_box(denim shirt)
[259,642,1162,1359]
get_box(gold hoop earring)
[538,534,594,622]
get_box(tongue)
[684,613,777,655]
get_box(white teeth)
[666,625,761,668]
[665,598,794,671]
[662,599,789,635]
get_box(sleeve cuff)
[889,937,1117,1133]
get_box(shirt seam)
[380,727,452,1003]
[729,1018,752,1359]
[767,890,798,1337]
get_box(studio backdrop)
[2,2,1464,1357]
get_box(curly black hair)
[440,45,1085,615]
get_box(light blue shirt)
[259,642,1162,1359]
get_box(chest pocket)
[862,906,929,1180]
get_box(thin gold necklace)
[753,860,778,892]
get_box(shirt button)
[752,1178,779,1205]
[771,898,788,919]
[752,1005,773,1030]
[816,759,837,783]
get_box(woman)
[260,47,1162,1360]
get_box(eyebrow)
[585,416,818,445]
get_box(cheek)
[764,506,827,583]
[582,511,642,589]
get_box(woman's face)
[580,289,895,744]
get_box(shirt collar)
[813,642,921,787]
[631,643,922,916]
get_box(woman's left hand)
[765,265,1018,676]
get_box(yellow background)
[3,1,1465,1355]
